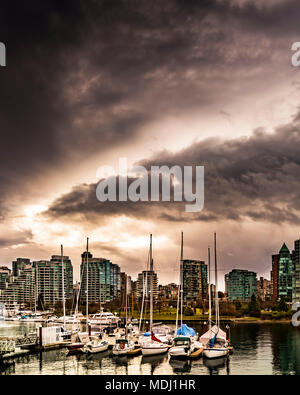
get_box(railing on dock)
[0,340,15,355]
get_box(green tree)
[247,294,261,317]
[184,306,194,316]
[235,300,242,311]
[276,297,288,312]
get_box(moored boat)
[112,338,135,355]
[83,336,109,354]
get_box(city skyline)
[1,237,297,290]
[1,1,300,288]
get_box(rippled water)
[1,321,300,375]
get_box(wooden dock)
[189,347,203,359]
[0,348,30,361]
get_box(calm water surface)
[0,322,299,375]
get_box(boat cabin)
[173,337,191,346]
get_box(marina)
[0,321,300,375]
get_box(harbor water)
[0,322,300,375]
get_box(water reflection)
[141,354,168,375]
[1,322,300,375]
[203,356,230,375]
[169,358,192,374]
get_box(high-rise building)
[226,269,257,301]
[225,273,229,296]
[182,260,208,303]
[136,270,159,299]
[292,239,300,303]
[257,277,272,301]
[12,258,31,277]
[0,262,35,307]
[271,253,280,302]
[158,283,179,300]
[271,243,293,303]
[34,255,73,308]
[80,252,120,304]
[120,272,132,306]
[0,266,11,290]
[0,255,73,309]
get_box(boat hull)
[141,346,169,356]
[203,348,228,359]
[169,346,190,358]
[112,346,135,356]
[85,343,109,354]
[67,343,85,353]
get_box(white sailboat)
[202,233,228,359]
[141,234,169,356]
[112,273,135,355]
[67,238,91,353]
[169,232,199,358]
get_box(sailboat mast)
[214,232,219,327]
[125,274,128,338]
[175,231,183,332]
[208,247,211,331]
[86,237,89,329]
[35,262,38,315]
[180,231,183,330]
[61,245,66,331]
[149,234,153,332]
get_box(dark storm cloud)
[45,111,300,225]
[1,0,300,216]
[0,229,33,248]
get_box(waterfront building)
[0,263,35,307]
[257,277,272,301]
[34,255,73,308]
[136,270,159,299]
[271,243,293,303]
[0,266,11,290]
[79,252,120,304]
[271,253,279,302]
[182,259,208,303]
[158,283,178,300]
[225,273,229,296]
[292,239,300,303]
[0,255,73,308]
[120,272,132,305]
[226,269,257,301]
[12,258,31,277]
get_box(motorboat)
[89,312,119,326]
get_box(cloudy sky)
[1,0,300,289]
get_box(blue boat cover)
[143,332,151,336]
[176,324,196,337]
[209,333,217,348]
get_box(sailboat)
[67,238,92,353]
[201,233,228,359]
[169,232,199,358]
[140,234,169,356]
[112,273,135,355]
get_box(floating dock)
[0,348,30,361]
